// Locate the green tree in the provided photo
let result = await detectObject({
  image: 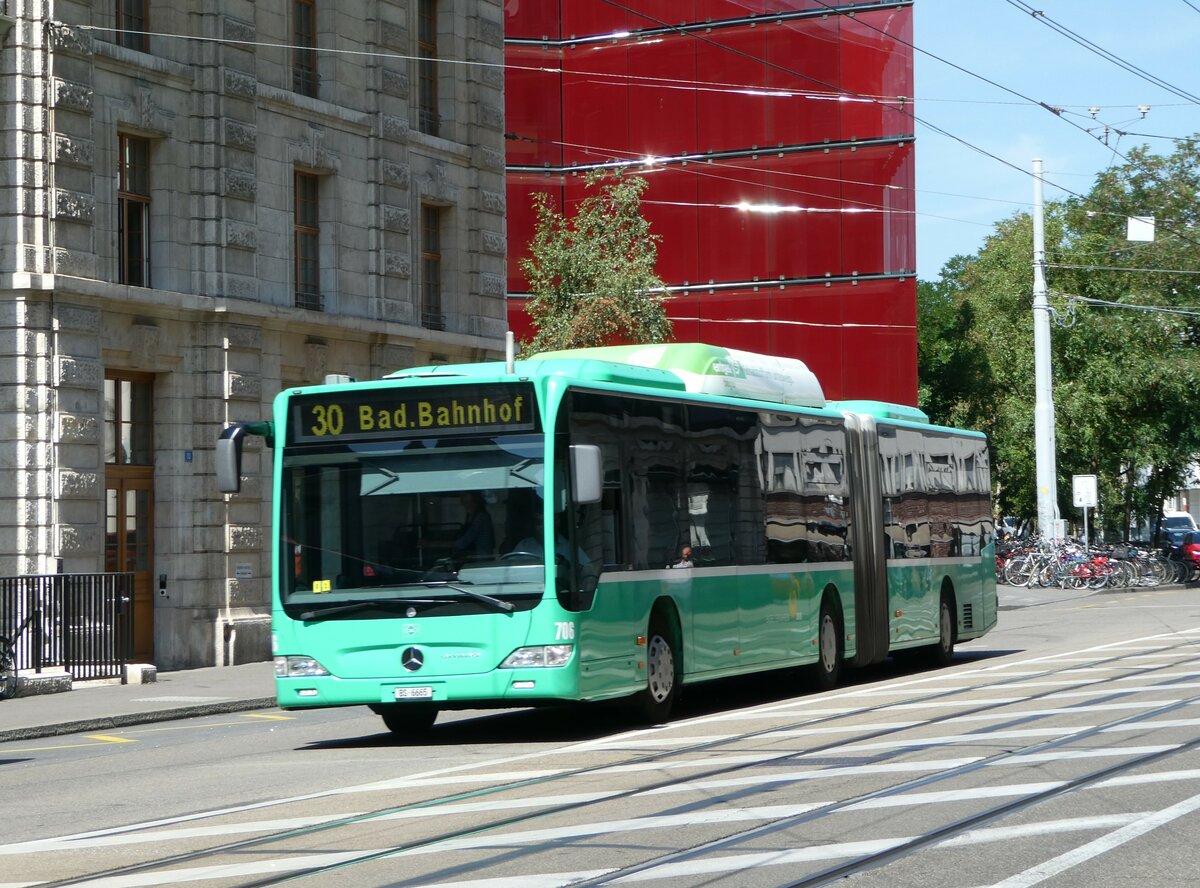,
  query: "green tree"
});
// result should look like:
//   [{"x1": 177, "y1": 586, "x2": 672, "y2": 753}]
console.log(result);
[
  {"x1": 918, "y1": 137, "x2": 1200, "y2": 539},
  {"x1": 521, "y1": 170, "x2": 672, "y2": 354}
]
